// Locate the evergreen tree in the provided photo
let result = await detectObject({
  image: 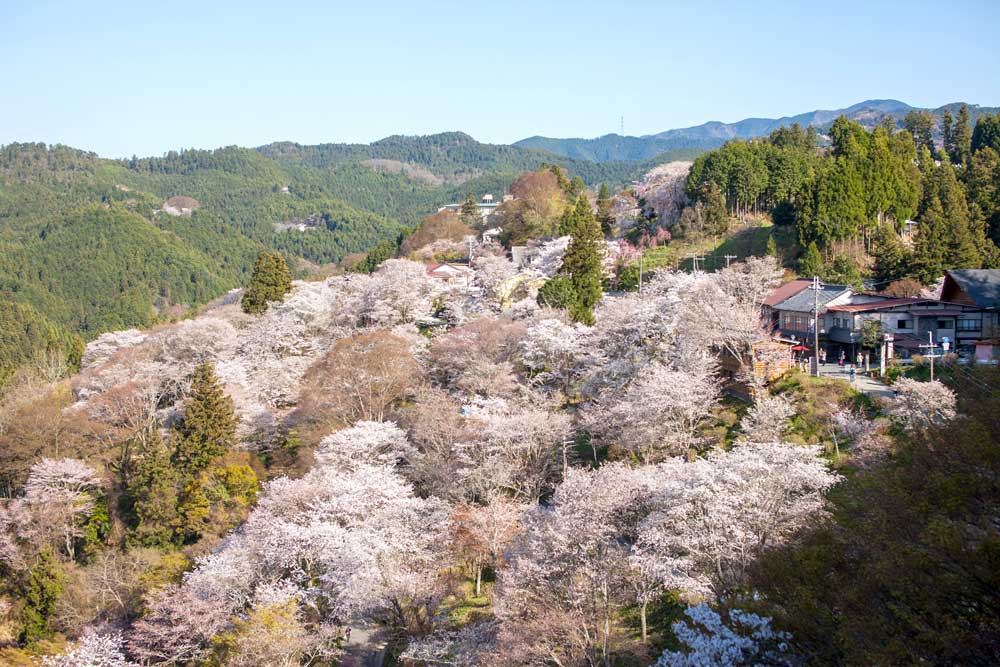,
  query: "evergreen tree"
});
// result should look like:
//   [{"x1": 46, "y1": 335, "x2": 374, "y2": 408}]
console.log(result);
[
  {"x1": 953, "y1": 104, "x2": 973, "y2": 166},
  {"x1": 459, "y1": 194, "x2": 481, "y2": 228},
  {"x1": 800, "y1": 241, "x2": 824, "y2": 277},
  {"x1": 702, "y1": 181, "x2": 729, "y2": 235},
  {"x1": 765, "y1": 235, "x2": 780, "y2": 262},
  {"x1": 241, "y1": 251, "x2": 292, "y2": 315},
  {"x1": 536, "y1": 275, "x2": 577, "y2": 310},
  {"x1": 128, "y1": 429, "x2": 181, "y2": 547},
  {"x1": 971, "y1": 113, "x2": 1000, "y2": 154},
  {"x1": 941, "y1": 108, "x2": 955, "y2": 160},
  {"x1": 904, "y1": 110, "x2": 936, "y2": 153},
  {"x1": 596, "y1": 183, "x2": 614, "y2": 237},
  {"x1": 173, "y1": 362, "x2": 237, "y2": 477},
  {"x1": 873, "y1": 224, "x2": 908, "y2": 283},
  {"x1": 20, "y1": 548, "x2": 63, "y2": 645},
  {"x1": 912, "y1": 196, "x2": 948, "y2": 284},
  {"x1": 559, "y1": 196, "x2": 604, "y2": 325},
  {"x1": 355, "y1": 239, "x2": 397, "y2": 273}
]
